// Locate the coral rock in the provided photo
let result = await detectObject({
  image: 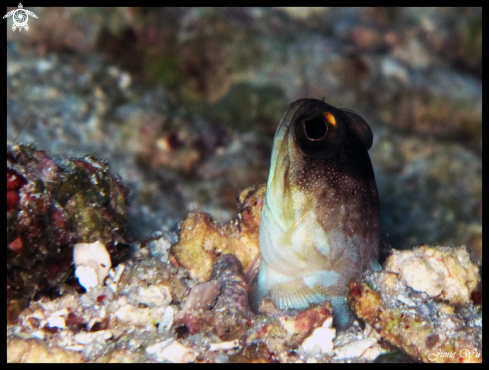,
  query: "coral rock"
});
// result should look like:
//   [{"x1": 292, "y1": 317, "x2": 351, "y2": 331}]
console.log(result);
[{"x1": 170, "y1": 184, "x2": 265, "y2": 282}]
